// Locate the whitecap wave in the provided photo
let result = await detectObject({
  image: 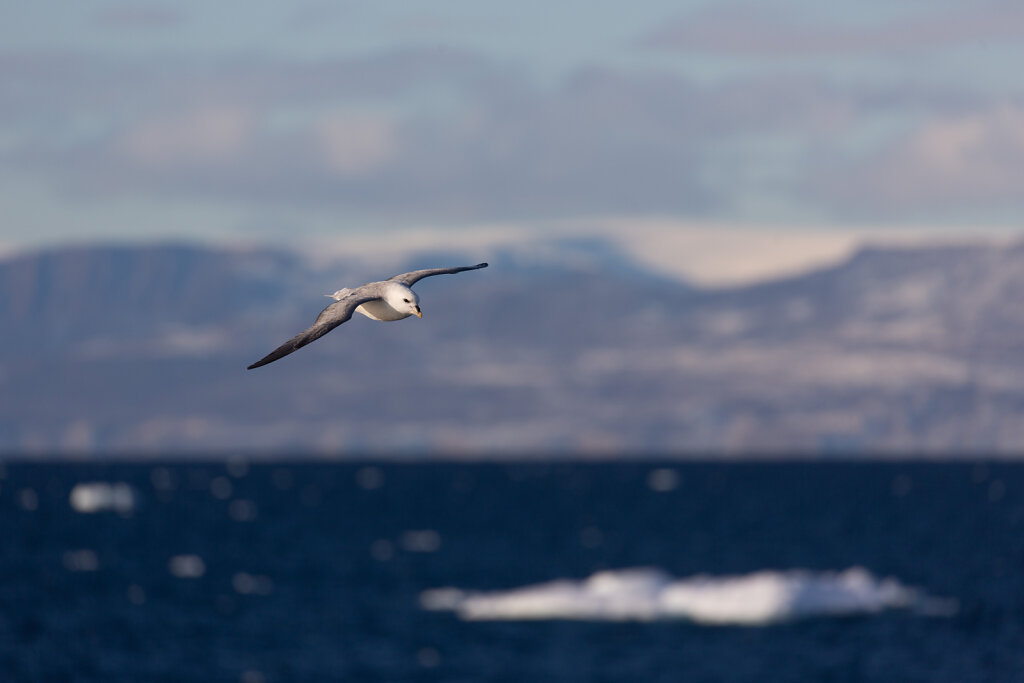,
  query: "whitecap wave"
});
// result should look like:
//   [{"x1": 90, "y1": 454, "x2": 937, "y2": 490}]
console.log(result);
[{"x1": 420, "y1": 567, "x2": 956, "y2": 625}]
